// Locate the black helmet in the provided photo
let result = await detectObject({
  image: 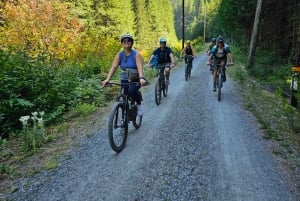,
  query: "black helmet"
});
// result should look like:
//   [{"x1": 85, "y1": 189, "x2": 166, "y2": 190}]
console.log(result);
[
  {"x1": 211, "y1": 38, "x2": 216, "y2": 42},
  {"x1": 159, "y1": 37, "x2": 167, "y2": 43},
  {"x1": 120, "y1": 34, "x2": 134, "y2": 43},
  {"x1": 217, "y1": 37, "x2": 224, "y2": 43}
]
